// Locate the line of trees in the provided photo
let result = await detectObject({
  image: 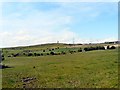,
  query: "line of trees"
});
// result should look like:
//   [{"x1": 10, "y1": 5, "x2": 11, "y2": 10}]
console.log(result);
[
  {"x1": 83, "y1": 45, "x2": 116, "y2": 51},
  {"x1": 84, "y1": 46, "x2": 105, "y2": 51},
  {"x1": 7, "y1": 51, "x2": 66, "y2": 57}
]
